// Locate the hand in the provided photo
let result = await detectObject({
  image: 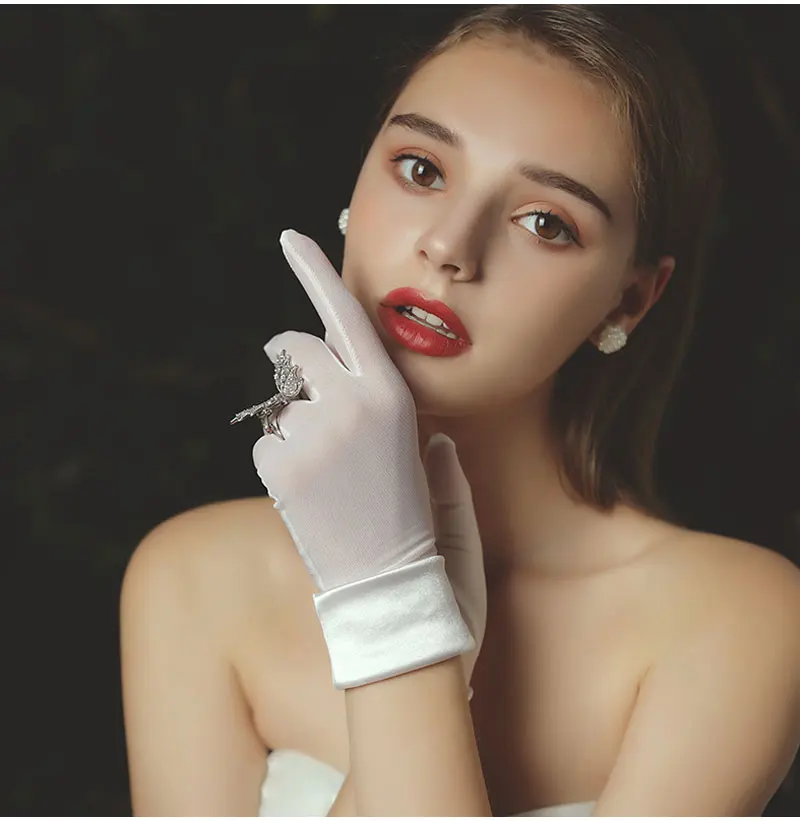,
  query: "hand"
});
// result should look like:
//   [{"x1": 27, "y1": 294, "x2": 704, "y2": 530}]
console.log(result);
[
  {"x1": 254, "y1": 230, "x2": 436, "y2": 590},
  {"x1": 424, "y1": 433, "x2": 487, "y2": 701},
  {"x1": 252, "y1": 231, "x2": 474, "y2": 689}
]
